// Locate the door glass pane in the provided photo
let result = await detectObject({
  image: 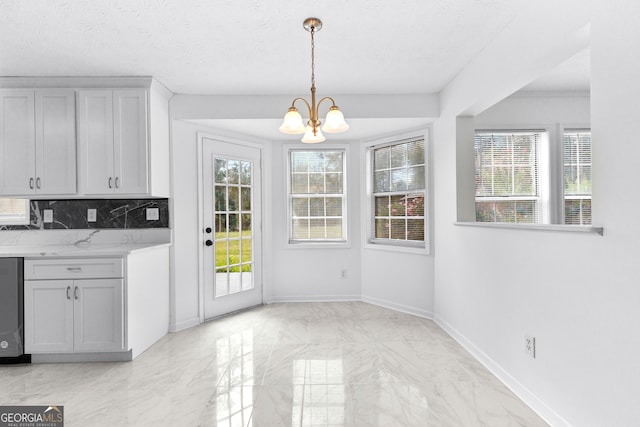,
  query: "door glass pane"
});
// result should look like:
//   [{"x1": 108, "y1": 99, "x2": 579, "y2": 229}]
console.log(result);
[
  {"x1": 215, "y1": 159, "x2": 227, "y2": 183},
  {"x1": 241, "y1": 161, "x2": 252, "y2": 185},
  {"x1": 228, "y1": 160, "x2": 240, "y2": 184}
]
